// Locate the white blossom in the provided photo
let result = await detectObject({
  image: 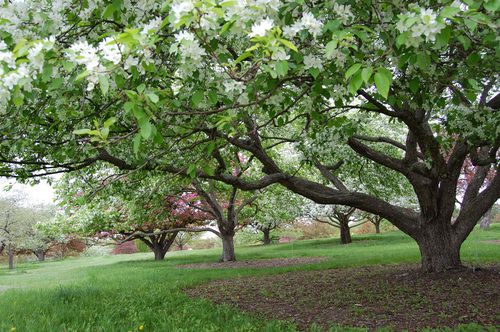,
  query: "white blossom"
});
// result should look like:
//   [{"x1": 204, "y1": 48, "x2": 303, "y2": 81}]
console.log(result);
[
  {"x1": 98, "y1": 38, "x2": 124, "y2": 65},
  {"x1": 249, "y1": 17, "x2": 274, "y2": 38},
  {"x1": 303, "y1": 54, "x2": 323, "y2": 71}
]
